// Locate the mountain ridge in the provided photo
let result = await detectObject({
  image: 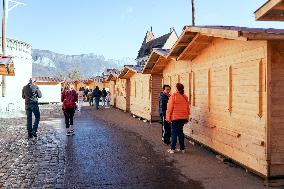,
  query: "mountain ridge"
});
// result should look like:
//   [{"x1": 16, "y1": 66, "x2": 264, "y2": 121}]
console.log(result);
[{"x1": 32, "y1": 49, "x2": 135, "y2": 79}]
